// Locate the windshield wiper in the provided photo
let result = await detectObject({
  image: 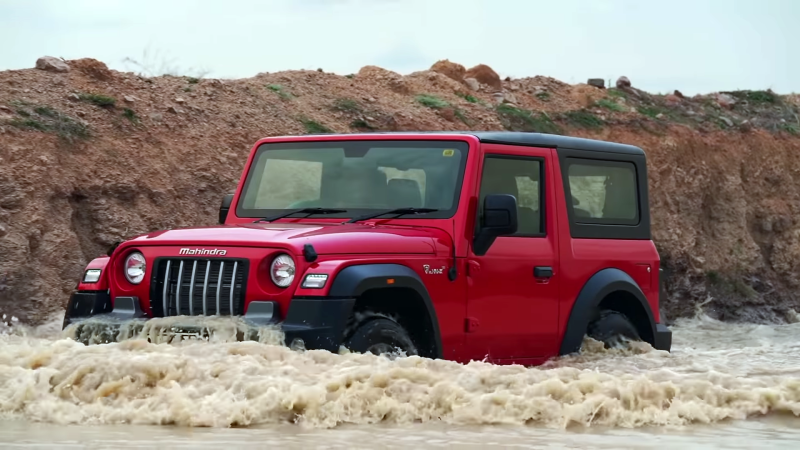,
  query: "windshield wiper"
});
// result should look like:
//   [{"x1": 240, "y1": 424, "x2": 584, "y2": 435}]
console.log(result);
[
  {"x1": 255, "y1": 208, "x2": 347, "y2": 223},
  {"x1": 346, "y1": 207, "x2": 439, "y2": 224}
]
